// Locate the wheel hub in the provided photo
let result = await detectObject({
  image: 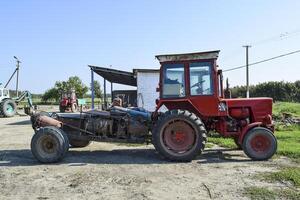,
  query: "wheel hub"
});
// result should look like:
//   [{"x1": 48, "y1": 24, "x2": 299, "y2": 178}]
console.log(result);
[
  {"x1": 163, "y1": 120, "x2": 196, "y2": 153},
  {"x1": 6, "y1": 104, "x2": 13, "y2": 113},
  {"x1": 250, "y1": 135, "x2": 271, "y2": 153},
  {"x1": 41, "y1": 137, "x2": 56, "y2": 154}
]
